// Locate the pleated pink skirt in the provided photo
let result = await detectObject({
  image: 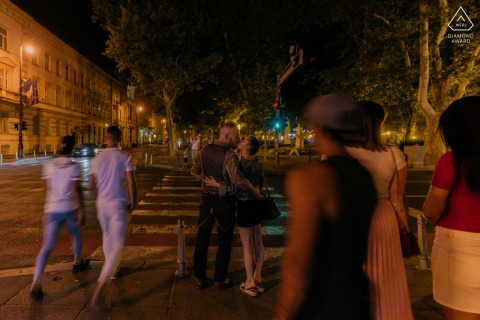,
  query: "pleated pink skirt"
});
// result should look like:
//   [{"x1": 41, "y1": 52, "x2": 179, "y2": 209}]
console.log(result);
[{"x1": 364, "y1": 198, "x2": 413, "y2": 320}]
